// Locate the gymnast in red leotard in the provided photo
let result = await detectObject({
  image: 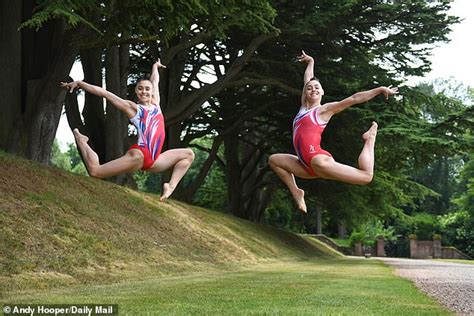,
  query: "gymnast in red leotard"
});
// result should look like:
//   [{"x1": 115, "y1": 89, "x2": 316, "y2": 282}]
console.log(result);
[
  {"x1": 61, "y1": 59, "x2": 195, "y2": 201},
  {"x1": 269, "y1": 51, "x2": 398, "y2": 213},
  {"x1": 292, "y1": 103, "x2": 332, "y2": 176}
]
